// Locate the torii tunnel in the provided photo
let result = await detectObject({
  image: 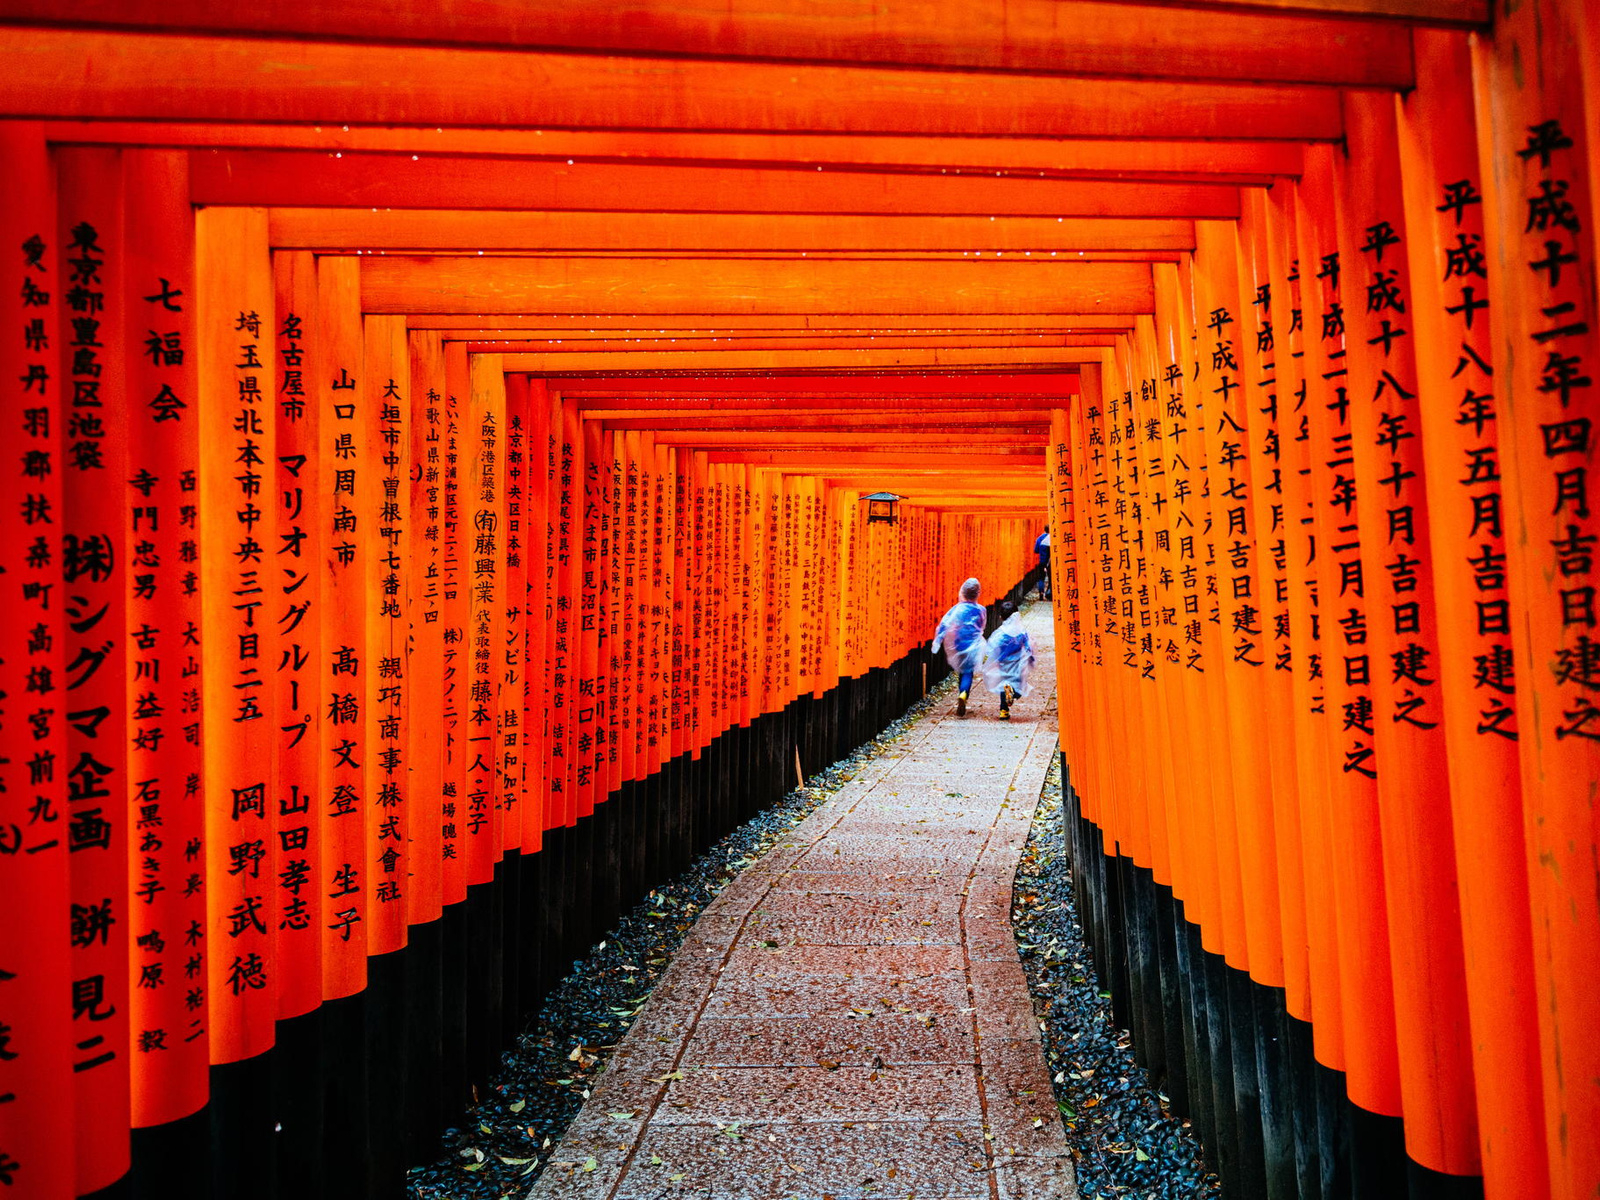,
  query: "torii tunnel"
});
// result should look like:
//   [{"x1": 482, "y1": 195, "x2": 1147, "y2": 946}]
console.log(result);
[{"x1": 0, "y1": 2, "x2": 1597, "y2": 1199}]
